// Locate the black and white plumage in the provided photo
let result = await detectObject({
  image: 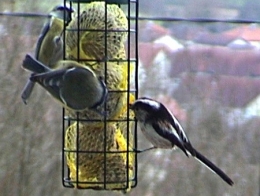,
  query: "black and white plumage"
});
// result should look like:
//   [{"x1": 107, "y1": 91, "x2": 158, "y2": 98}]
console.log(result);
[{"x1": 129, "y1": 97, "x2": 234, "y2": 186}]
